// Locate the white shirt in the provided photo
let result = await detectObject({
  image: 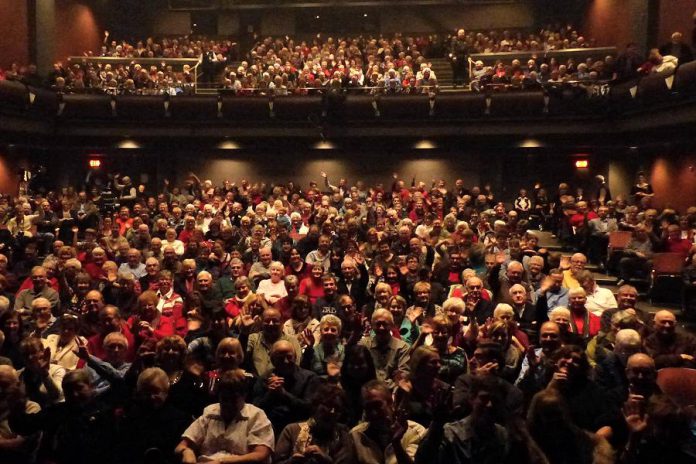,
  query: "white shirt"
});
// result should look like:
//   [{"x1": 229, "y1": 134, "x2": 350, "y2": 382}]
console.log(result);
[
  {"x1": 182, "y1": 403, "x2": 274, "y2": 461},
  {"x1": 256, "y1": 279, "x2": 288, "y2": 304},
  {"x1": 586, "y1": 285, "x2": 618, "y2": 317}
]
